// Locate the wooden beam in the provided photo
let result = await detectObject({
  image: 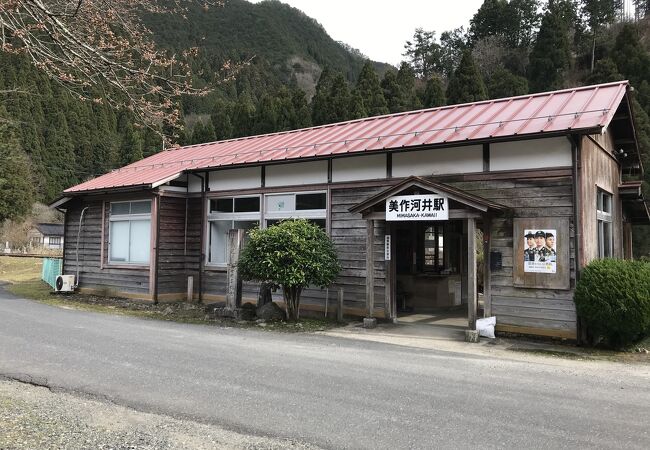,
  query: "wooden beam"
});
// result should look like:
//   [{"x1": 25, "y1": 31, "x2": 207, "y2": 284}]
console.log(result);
[
  {"x1": 366, "y1": 219, "x2": 375, "y2": 318},
  {"x1": 363, "y1": 210, "x2": 482, "y2": 220},
  {"x1": 482, "y1": 214, "x2": 491, "y2": 318},
  {"x1": 225, "y1": 229, "x2": 244, "y2": 309},
  {"x1": 466, "y1": 217, "x2": 477, "y2": 329}
]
